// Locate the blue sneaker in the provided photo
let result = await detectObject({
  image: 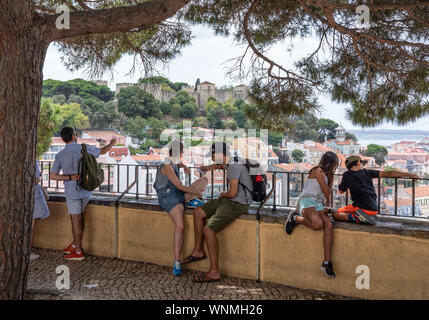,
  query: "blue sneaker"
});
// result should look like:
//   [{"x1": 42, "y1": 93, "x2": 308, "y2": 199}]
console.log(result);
[
  {"x1": 186, "y1": 198, "x2": 204, "y2": 208},
  {"x1": 173, "y1": 261, "x2": 182, "y2": 276}
]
